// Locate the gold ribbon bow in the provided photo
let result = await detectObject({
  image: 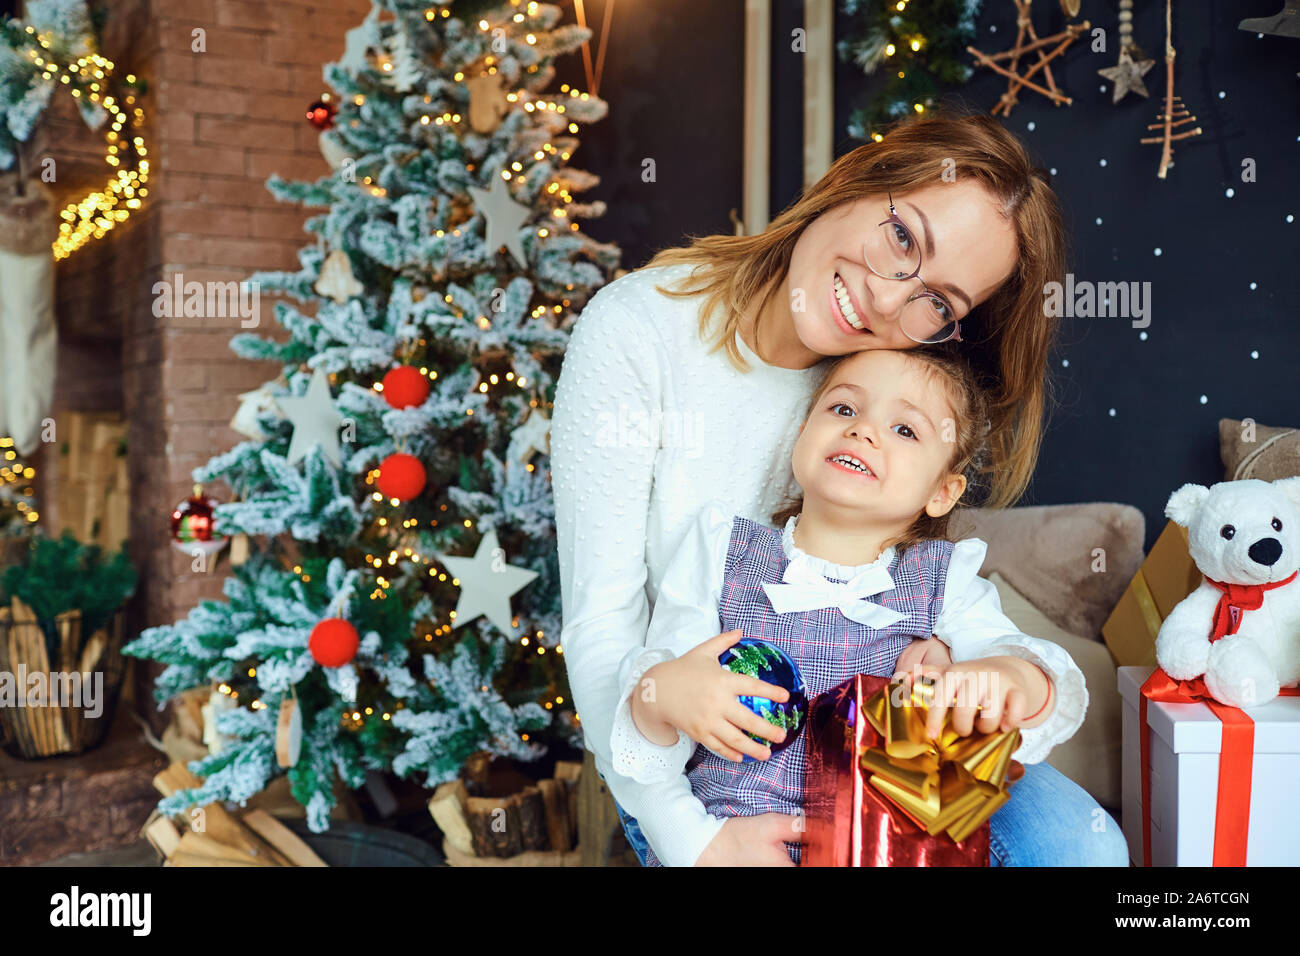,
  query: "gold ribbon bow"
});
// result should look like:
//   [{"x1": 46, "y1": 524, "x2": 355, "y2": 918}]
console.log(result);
[{"x1": 859, "y1": 679, "x2": 1021, "y2": 844}]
